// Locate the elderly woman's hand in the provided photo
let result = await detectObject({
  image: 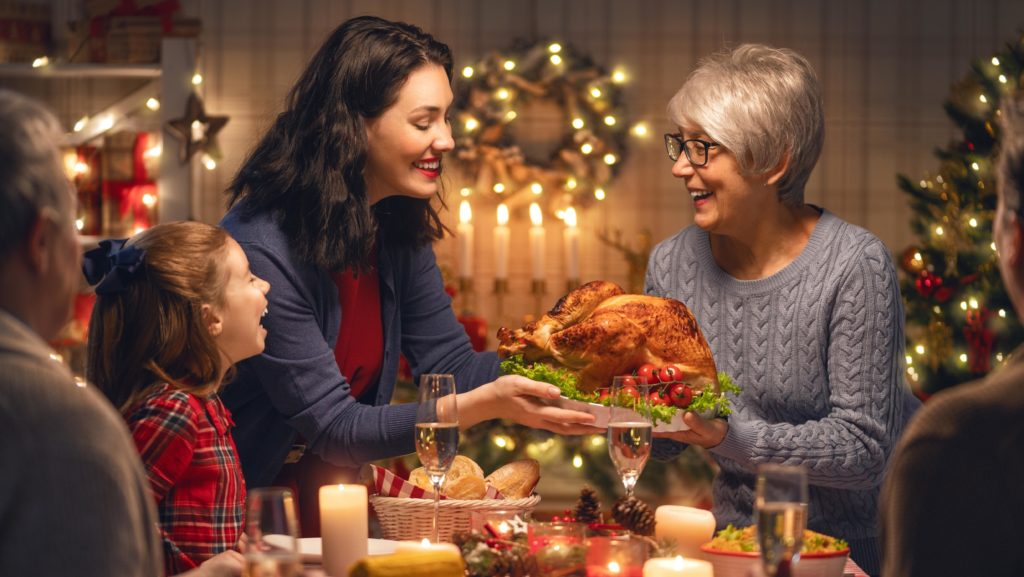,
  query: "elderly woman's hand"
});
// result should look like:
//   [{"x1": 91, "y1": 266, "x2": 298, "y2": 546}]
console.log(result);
[
  {"x1": 458, "y1": 375, "x2": 602, "y2": 435},
  {"x1": 653, "y1": 411, "x2": 728, "y2": 448},
  {"x1": 177, "y1": 550, "x2": 244, "y2": 577}
]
